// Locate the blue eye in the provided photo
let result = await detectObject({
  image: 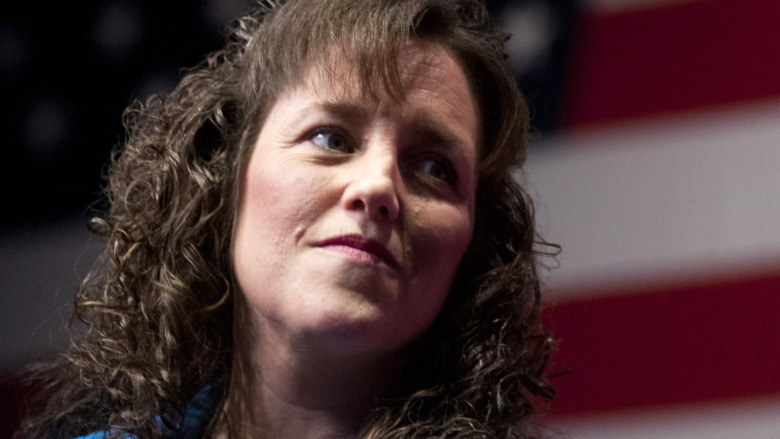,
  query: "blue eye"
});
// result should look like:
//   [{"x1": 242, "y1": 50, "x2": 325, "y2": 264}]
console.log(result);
[
  {"x1": 419, "y1": 158, "x2": 458, "y2": 186},
  {"x1": 310, "y1": 128, "x2": 354, "y2": 153}
]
